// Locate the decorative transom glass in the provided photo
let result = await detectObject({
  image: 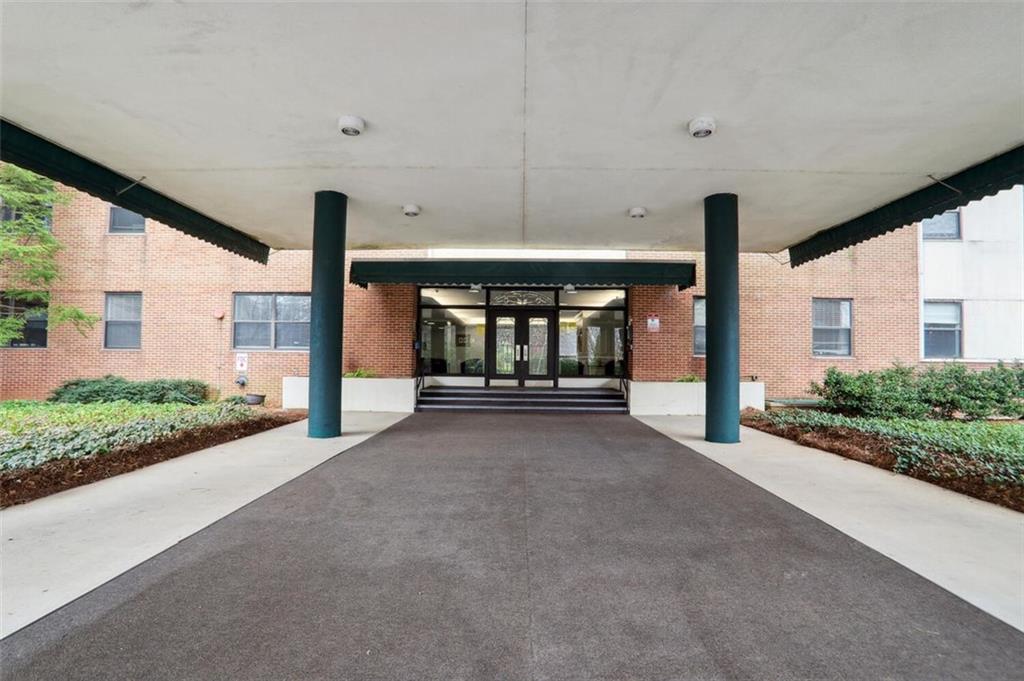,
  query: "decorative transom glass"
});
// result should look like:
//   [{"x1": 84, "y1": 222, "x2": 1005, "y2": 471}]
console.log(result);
[{"x1": 490, "y1": 289, "x2": 555, "y2": 306}]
